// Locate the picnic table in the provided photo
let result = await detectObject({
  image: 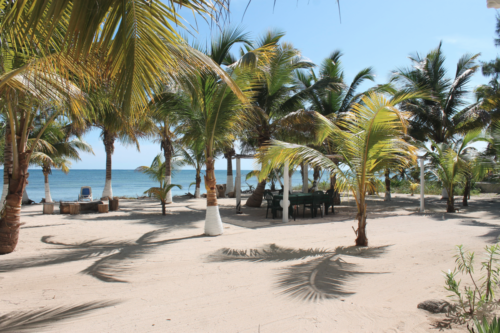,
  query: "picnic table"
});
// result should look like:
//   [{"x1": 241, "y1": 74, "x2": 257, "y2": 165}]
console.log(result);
[{"x1": 271, "y1": 192, "x2": 335, "y2": 219}]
